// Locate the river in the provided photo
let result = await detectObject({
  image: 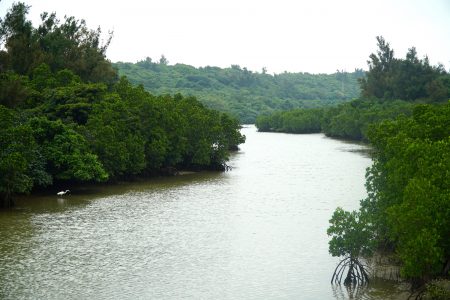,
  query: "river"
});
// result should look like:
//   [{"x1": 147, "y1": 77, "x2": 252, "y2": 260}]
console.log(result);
[{"x1": 0, "y1": 125, "x2": 406, "y2": 299}]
